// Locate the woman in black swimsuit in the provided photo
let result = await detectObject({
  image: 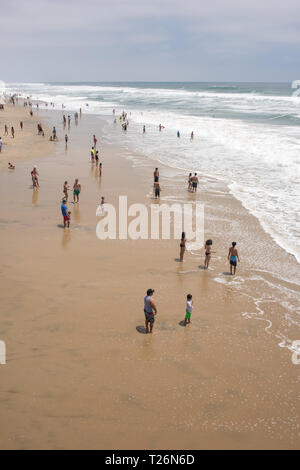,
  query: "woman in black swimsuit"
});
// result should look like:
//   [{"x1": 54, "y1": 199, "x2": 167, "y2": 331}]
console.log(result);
[
  {"x1": 204, "y1": 239, "x2": 215, "y2": 269},
  {"x1": 180, "y1": 232, "x2": 186, "y2": 262}
]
